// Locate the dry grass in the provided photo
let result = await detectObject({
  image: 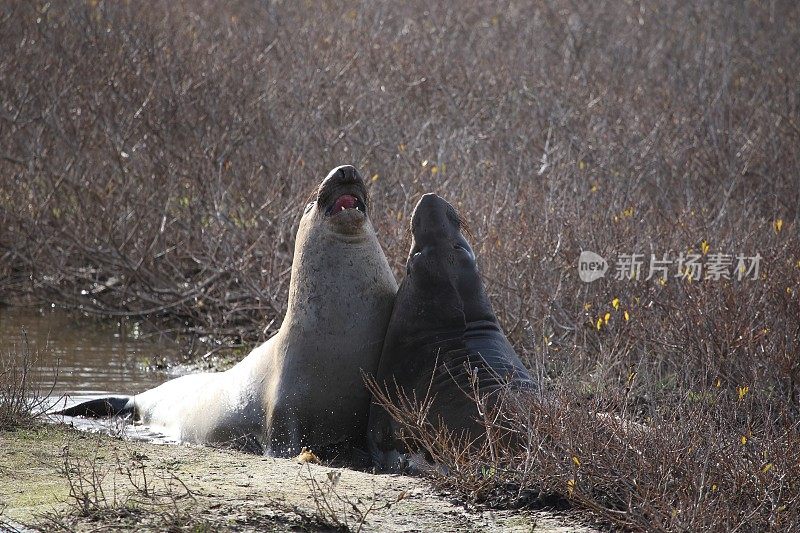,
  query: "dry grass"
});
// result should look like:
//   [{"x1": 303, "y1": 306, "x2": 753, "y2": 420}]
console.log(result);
[
  {"x1": 38, "y1": 433, "x2": 397, "y2": 532},
  {"x1": 302, "y1": 465, "x2": 397, "y2": 533},
  {"x1": 0, "y1": 0, "x2": 798, "y2": 530},
  {"x1": 370, "y1": 378, "x2": 800, "y2": 531},
  {"x1": 38, "y1": 434, "x2": 210, "y2": 531}
]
